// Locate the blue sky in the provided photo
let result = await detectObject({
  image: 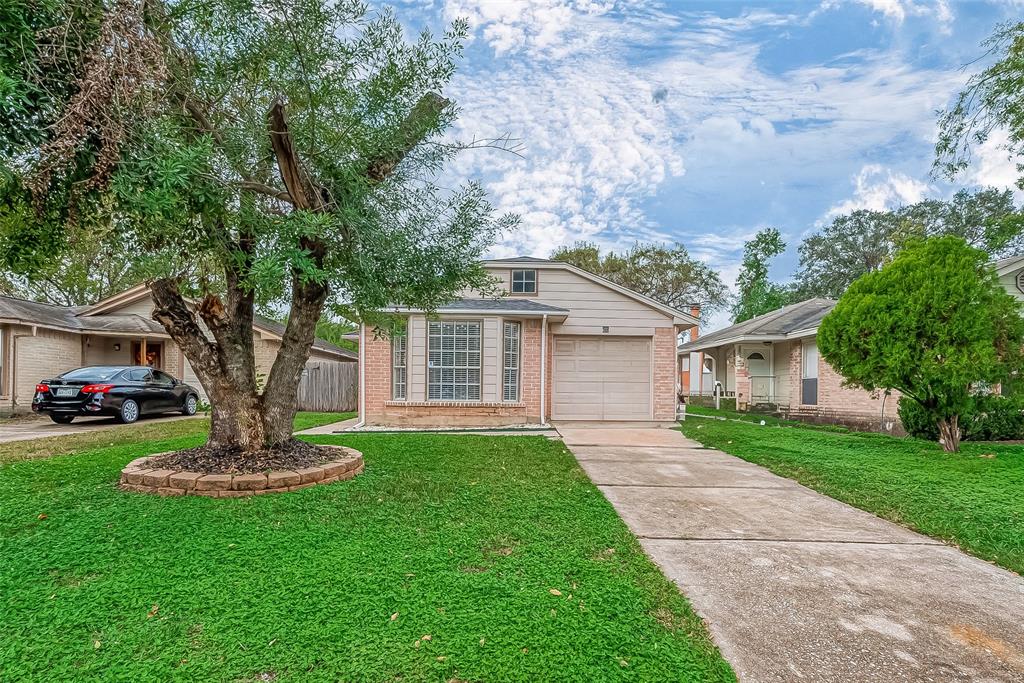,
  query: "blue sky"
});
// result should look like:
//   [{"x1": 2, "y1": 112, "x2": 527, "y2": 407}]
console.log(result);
[{"x1": 390, "y1": 0, "x2": 1023, "y2": 330}]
